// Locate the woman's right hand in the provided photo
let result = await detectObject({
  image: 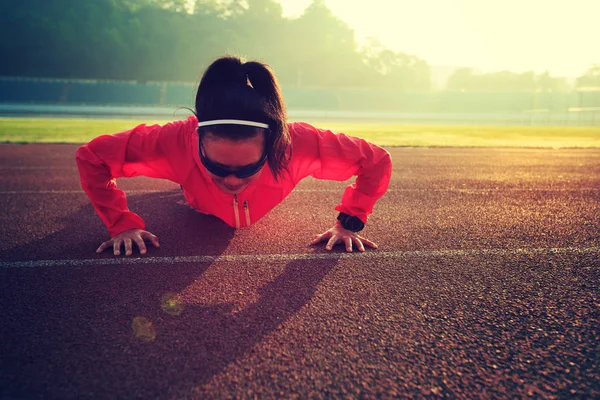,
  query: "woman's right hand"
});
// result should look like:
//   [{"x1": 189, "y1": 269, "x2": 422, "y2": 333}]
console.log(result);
[{"x1": 96, "y1": 229, "x2": 160, "y2": 256}]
